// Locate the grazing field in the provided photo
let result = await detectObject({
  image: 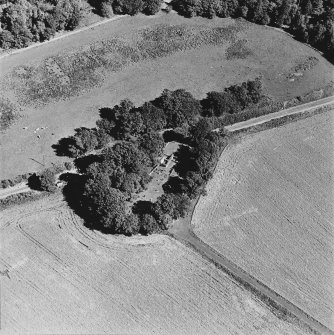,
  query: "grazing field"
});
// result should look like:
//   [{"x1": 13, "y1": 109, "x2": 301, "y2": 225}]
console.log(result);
[
  {"x1": 0, "y1": 195, "x2": 315, "y2": 334},
  {"x1": 0, "y1": 12, "x2": 333, "y2": 179},
  {"x1": 192, "y1": 110, "x2": 334, "y2": 330}
]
